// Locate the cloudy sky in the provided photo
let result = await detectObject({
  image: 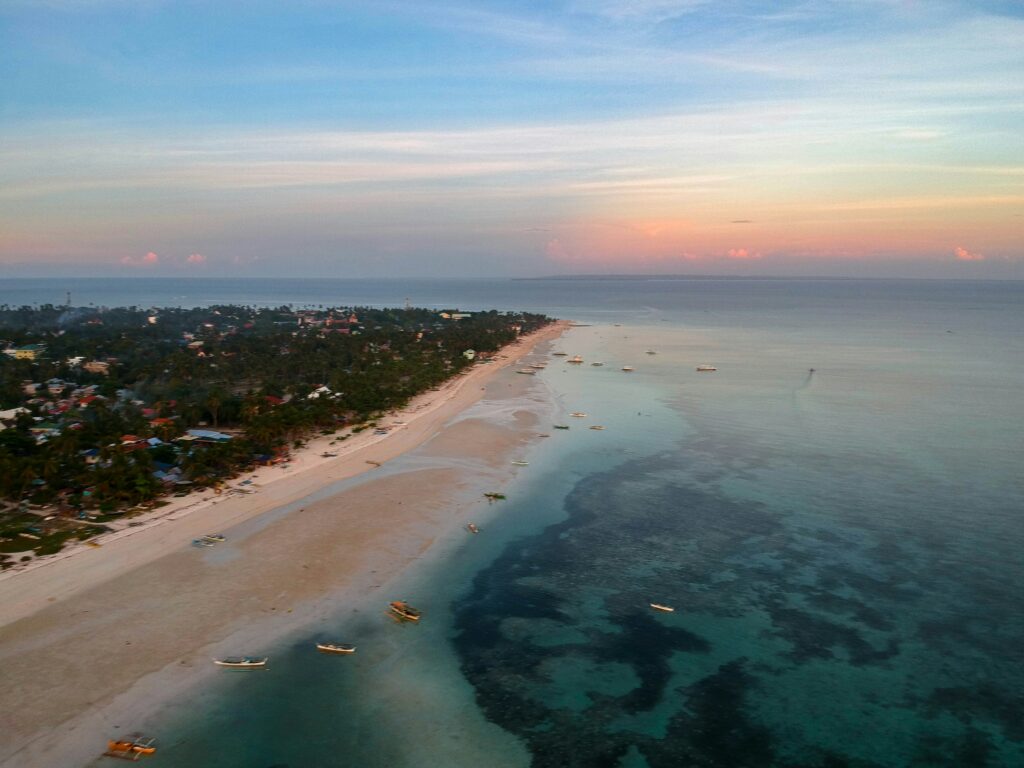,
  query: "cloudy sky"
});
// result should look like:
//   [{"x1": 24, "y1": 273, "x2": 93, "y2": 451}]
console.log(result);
[{"x1": 1, "y1": 0, "x2": 1022, "y2": 278}]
